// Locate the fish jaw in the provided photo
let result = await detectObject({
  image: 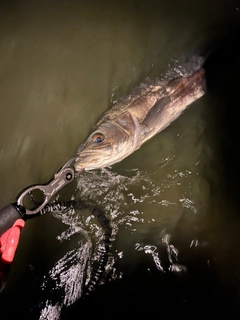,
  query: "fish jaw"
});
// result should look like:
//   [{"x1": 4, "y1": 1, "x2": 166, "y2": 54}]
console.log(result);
[
  {"x1": 74, "y1": 140, "x2": 133, "y2": 171},
  {"x1": 74, "y1": 146, "x2": 113, "y2": 171}
]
